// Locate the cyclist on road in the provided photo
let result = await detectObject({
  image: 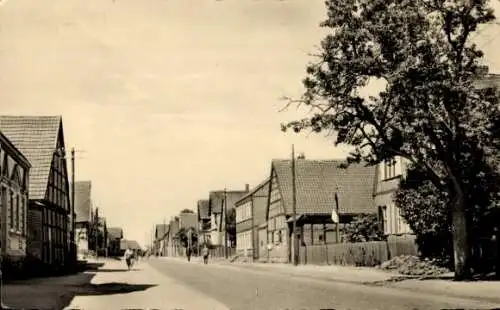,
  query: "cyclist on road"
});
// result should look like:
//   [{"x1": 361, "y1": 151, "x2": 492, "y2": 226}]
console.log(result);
[{"x1": 124, "y1": 248, "x2": 134, "y2": 270}]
